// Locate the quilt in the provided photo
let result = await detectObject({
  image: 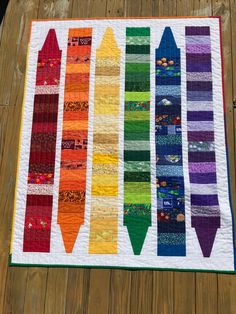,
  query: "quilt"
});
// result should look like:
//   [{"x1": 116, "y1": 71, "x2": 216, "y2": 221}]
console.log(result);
[{"x1": 10, "y1": 17, "x2": 236, "y2": 272}]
